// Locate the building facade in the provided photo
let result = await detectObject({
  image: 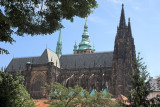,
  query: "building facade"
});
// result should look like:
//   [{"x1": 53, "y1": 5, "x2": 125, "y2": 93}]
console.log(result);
[
  {"x1": 6, "y1": 4, "x2": 136, "y2": 99},
  {"x1": 148, "y1": 77, "x2": 160, "y2": 99}
]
